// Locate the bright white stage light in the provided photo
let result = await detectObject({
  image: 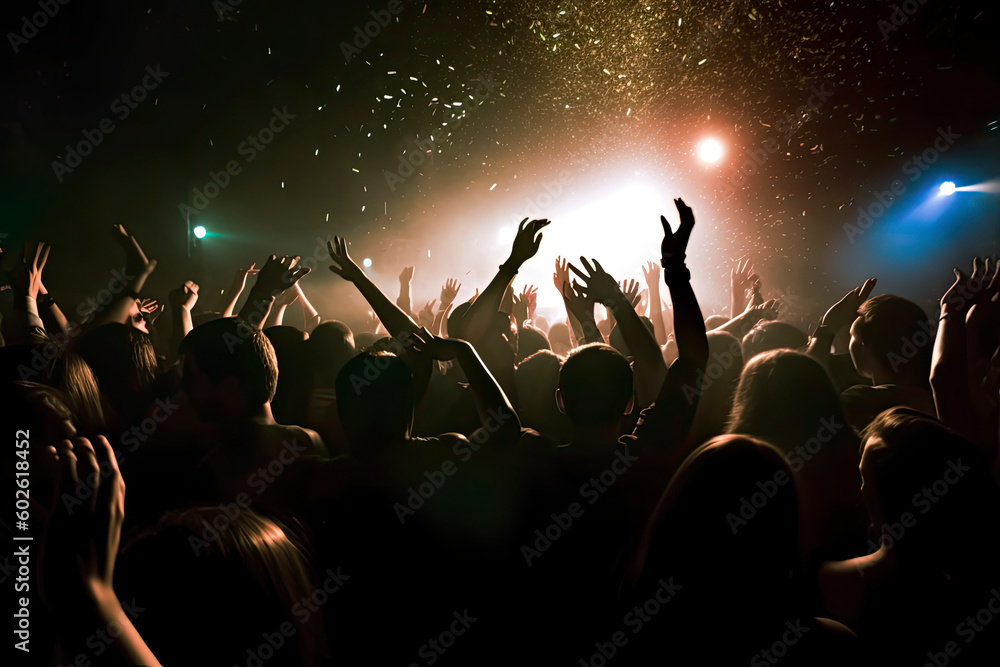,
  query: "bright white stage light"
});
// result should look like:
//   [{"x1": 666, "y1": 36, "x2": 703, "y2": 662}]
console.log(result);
[
  {"x1": 696, "y1": 138, "x2": 725, "y2": 164},
  {"x1": 362, "y1": 257, "x2": 373, "y2": 268},
  {"x1": 938, "y1": 181, "x2": 956, "y2": 196}
]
